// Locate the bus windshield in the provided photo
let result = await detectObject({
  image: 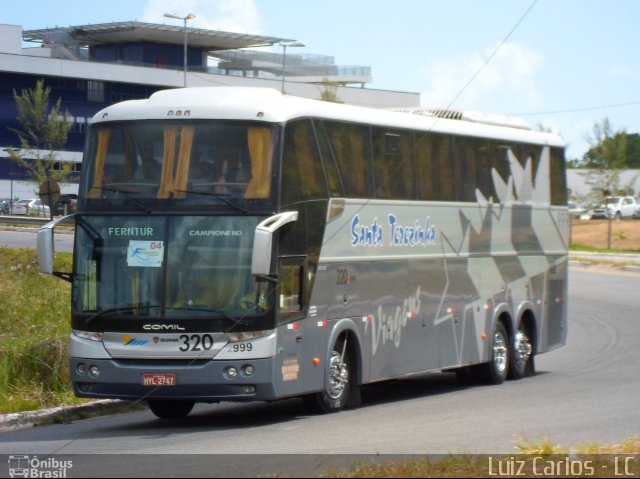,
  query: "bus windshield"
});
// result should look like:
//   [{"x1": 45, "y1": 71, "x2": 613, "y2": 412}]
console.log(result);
[
  {"x1": 81, "y1": 121, "x2": 278, "y2": 205},
  {"x1": 73, "y1": 215, "x2": 270, "y2": 329}
]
